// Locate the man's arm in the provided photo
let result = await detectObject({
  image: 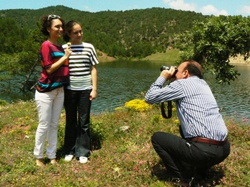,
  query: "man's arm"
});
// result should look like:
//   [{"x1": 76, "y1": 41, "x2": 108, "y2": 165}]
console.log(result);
[
  {"x1": 145, "y1": 74, "x2": 183, "y2": 104},
  {"x1": 145, "y1": 76, "x2": 167, "y2": 104}
]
